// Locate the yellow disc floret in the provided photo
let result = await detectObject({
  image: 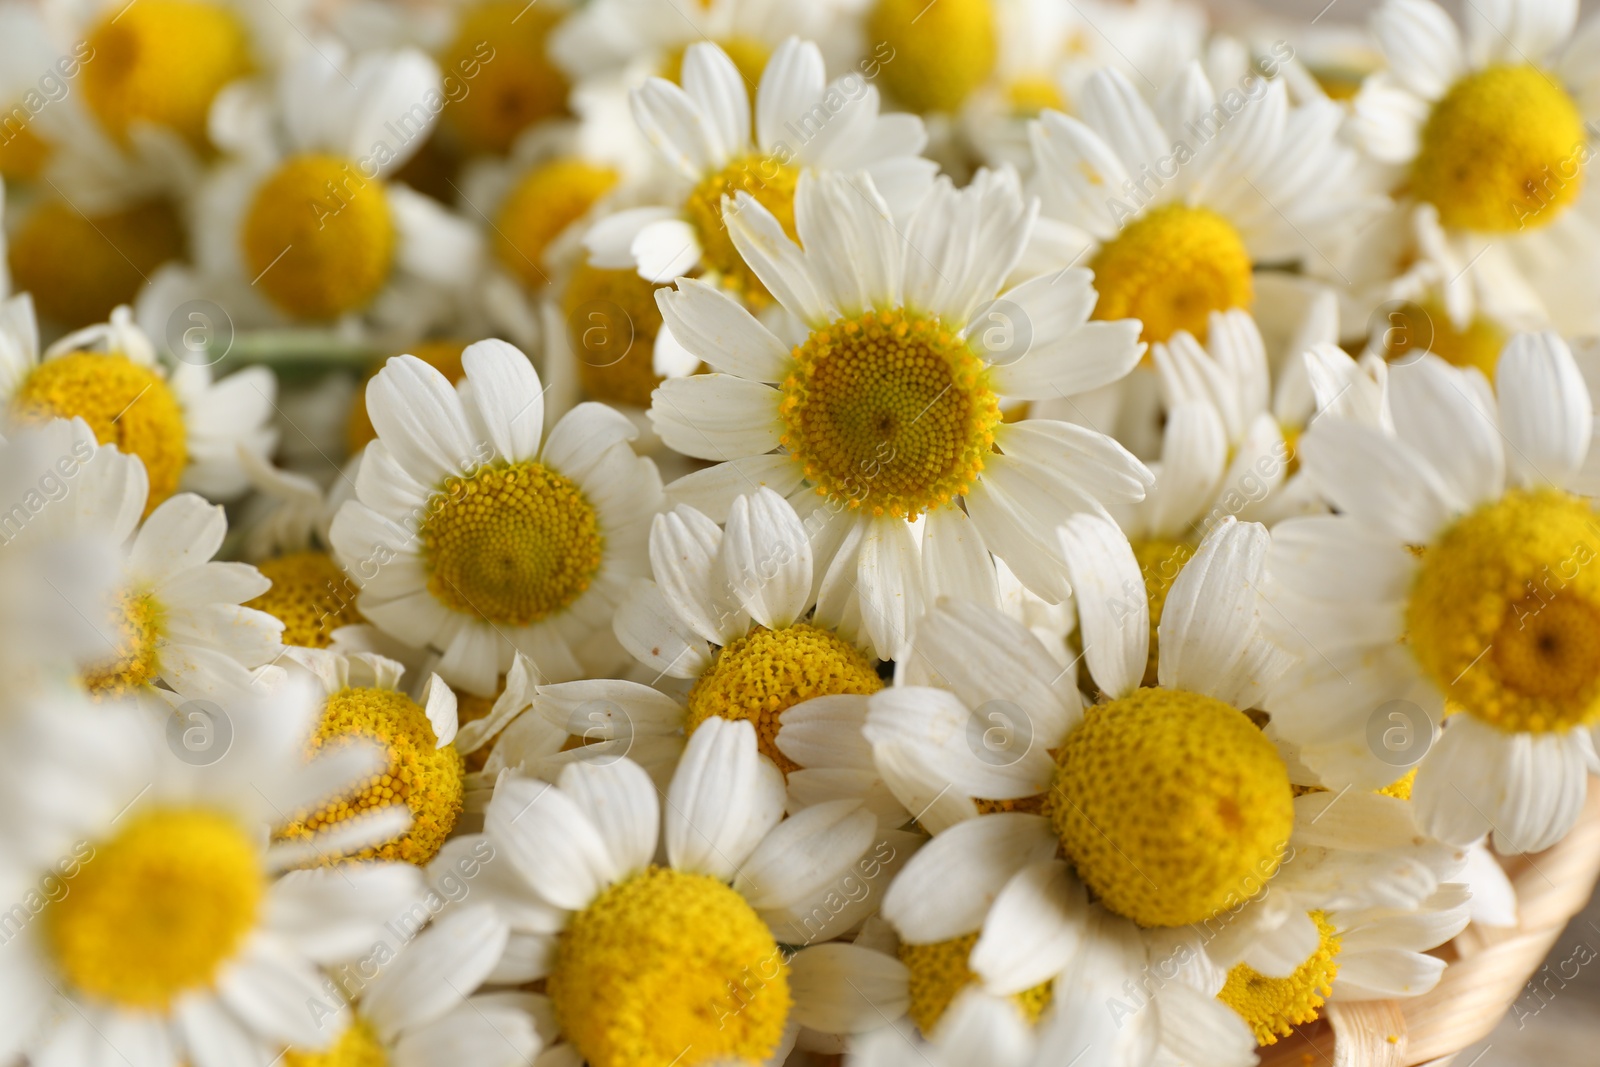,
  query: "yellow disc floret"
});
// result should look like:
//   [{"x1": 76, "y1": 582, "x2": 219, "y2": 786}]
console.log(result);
[
  {"x1": 1004, "y1": 76, "x2": 1067, "y2": 117},
  {"x1": 348, "y1": 340, "x2": 470, "y2": 453},
  {"x1": 562, "y1": 261, "x2": 670, "y2": 409},
  {"x1": 1218, "y1": 911, "x2": 1342, "y2": 1044},
  {"x1": 440, "y1": 0, "x2": 569, "y2": 154},
  {"x1": 781, "y1": 309, "x2": 1003, "y2": 518},
  {"x1": 281, "y1": 686, "x2": 464, "y2": 865},
  {"x1": 550, "y1": 866, "x2": 791, "y2": 1067},
  {"x1": 9, "y1": 197, "x2": 185, "y2": 329},
  {"x1": 82, "y1": 0, "x2": 253, "y2": 148},
  {"x1": 684, "y1": 623, "x2": 882, "y2": 772},
  {"x1": 1413, "y1": 65, "x2": 1586, "y2": 233},
  {"x1": 1132, "y1": 538, "x2": 1196, "y2": 687},
  {"x1": 81, "y1": 588, "x2": 166, "y2": 698},
  {"x1": 46, "y1": 807, "x2": 262, "y2": 1008},
  {"x1": 1380, "y1": 299, "x2": 1507, "y2": 380},
  {"x1": 867, "y1": 0, "x2": 998, "y2": 113},
  {"x1": 243, "y1": 154, "x2": 397, "y2": 320},
  {"x1": 899, "y1": 932, "x2": 1052, "y2": 1036},
  {"x1": 1051, "y1": 687, "x2": 1294, "y2": 928},
  {"x1": 683, "y1": 155, "x2": 799, "y2": 303},
  {"x1": 1091, "y1": 204, "x2": 1254, "y2": 344},
  {"x1": 420, "y1": 461, "x2": 604, "y2": 626},
  {"x1": 1408, "y1": 488, "x2": 1600, "y2": 734},
  {"x1": 0, "y1": 116, "x2": 52, "y2": 180},
  {"x1": 248, "y1": 552, "x2": 363, "y2": 649},
  {"x1": 495, "y1": 158, "x2": 619, "y2": 290},
  {"x1": 282, "y1": 1017, "x2": 388, "y2": 1067},
  {"x1": 14, "y1": 352, "x2": 187, "y2": 514}
]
